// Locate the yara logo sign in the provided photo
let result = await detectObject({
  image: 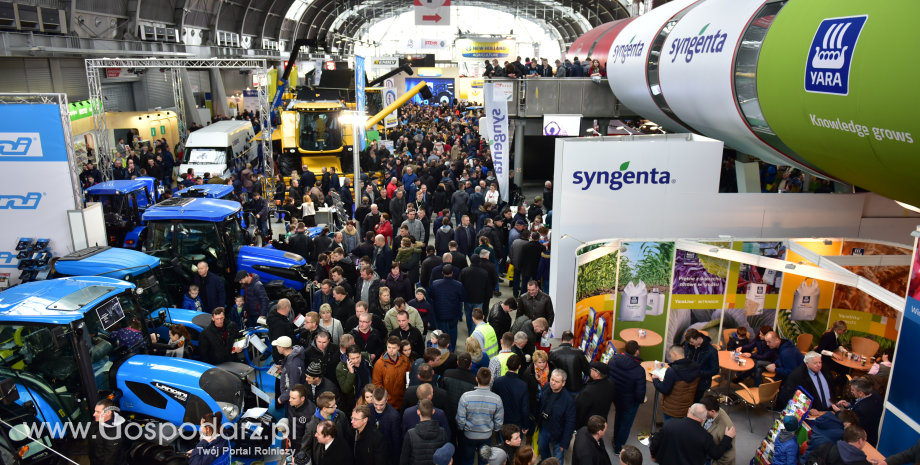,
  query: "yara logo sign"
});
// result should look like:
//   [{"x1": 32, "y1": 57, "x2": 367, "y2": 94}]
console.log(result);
[
  {"x1": 0, "y1": 193, "x2": 42, "y2": 209},
  {"x1": 572, "y1": 162, "x2": 672, "y2": 191},
  {"x1": 0, "y1": 134, "x2": 41, "y2": 157},
  {"x1": 805, "y1": 15, "x2": 867, "y2": 96},
  {"x1": 668, "y1": 23, "x2": 728, "y2": 63}
]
